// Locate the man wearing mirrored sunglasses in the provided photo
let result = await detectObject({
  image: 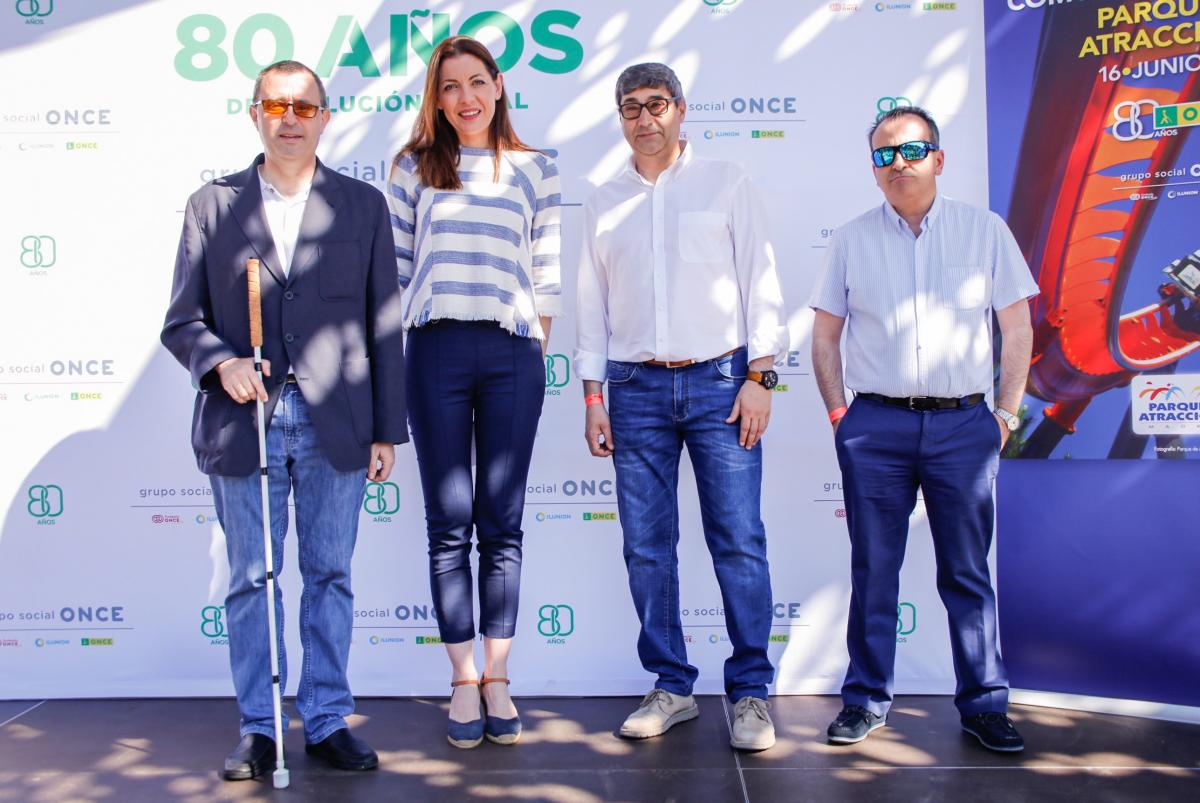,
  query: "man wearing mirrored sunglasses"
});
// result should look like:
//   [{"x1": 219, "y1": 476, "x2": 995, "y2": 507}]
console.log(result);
[
  {"x1": 576, "y1": 62, "x2": 788, "y2": 752},
  {"x1": 809, "y1": 106, "x2": 1038, "y2": 753},
  {"x1": 162, "y1": 59, "x2": 407, "y2": 779}
]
